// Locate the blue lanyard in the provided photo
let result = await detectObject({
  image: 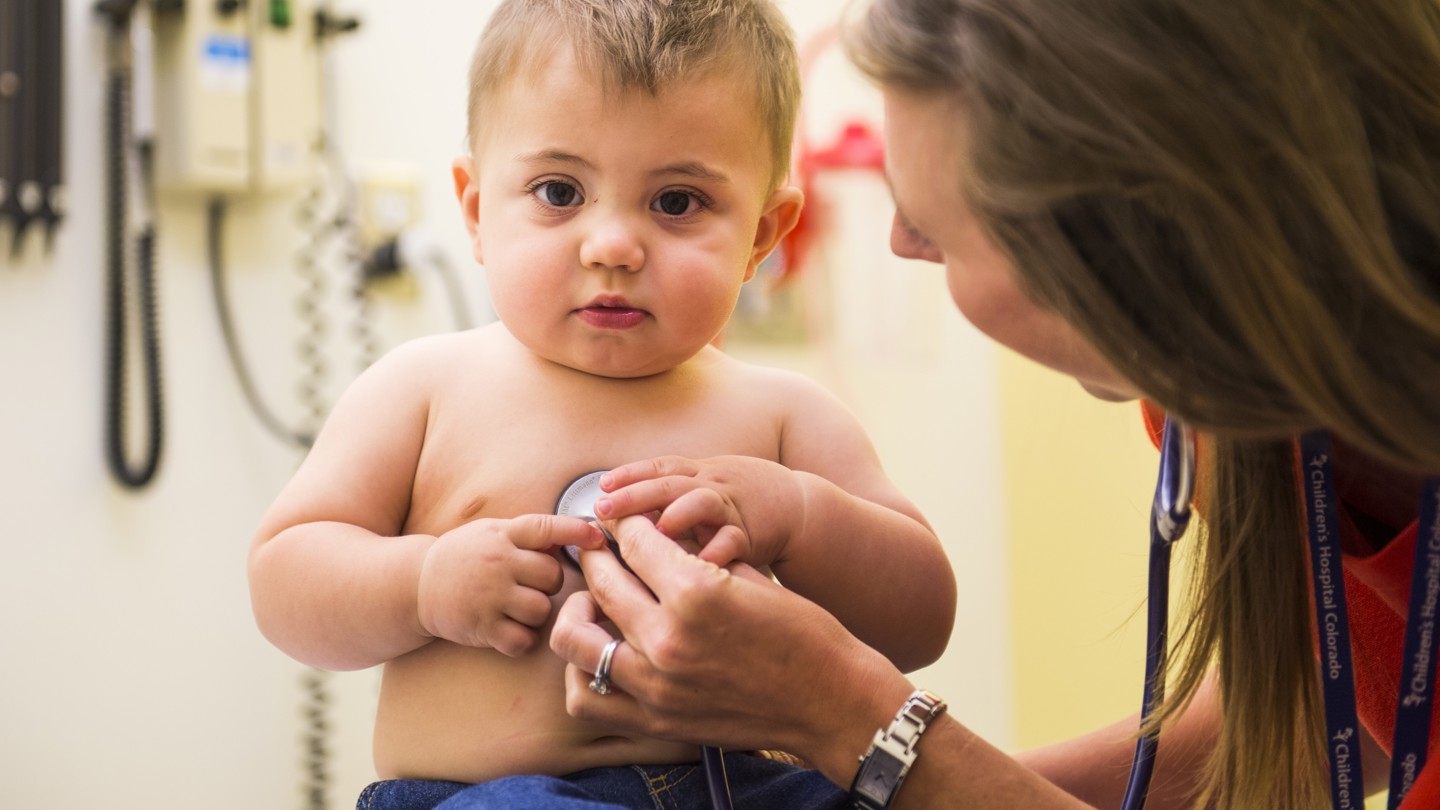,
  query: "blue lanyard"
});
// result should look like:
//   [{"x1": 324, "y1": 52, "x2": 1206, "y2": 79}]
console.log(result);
[{"x1": 1301, "y1": 431, "x2": 1440, "y2": 809}]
